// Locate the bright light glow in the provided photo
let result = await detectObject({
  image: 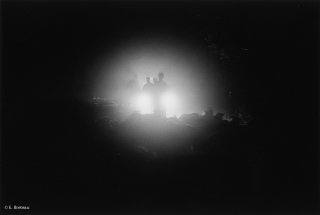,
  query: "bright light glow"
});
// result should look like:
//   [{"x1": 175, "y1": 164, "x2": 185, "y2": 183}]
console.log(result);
[
  {"x1": 161, "y1": 92, "x2": 177, "y2": 117},
  {"x1": 136, "y1": 93, "x2": 153, "y2": 114},
  {"x1": 133, "y1": 92, "x2": 179, "y2": 117},
  {"x1": 91, "y1": 36, "x2": 221, "y2": 116}
]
